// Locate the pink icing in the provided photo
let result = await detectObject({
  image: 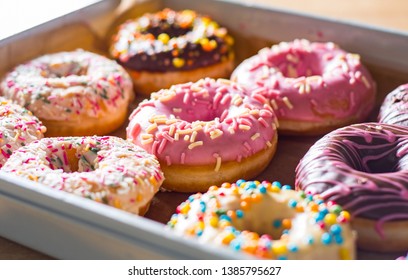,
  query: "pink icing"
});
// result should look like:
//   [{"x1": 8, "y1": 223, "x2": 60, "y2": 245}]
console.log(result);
[
  {"x1": 127, "y1": 78, "x2": 278, "y2": 166},
  {"x1": 231, "y1": 39, "x2": 376, "y2": 123}
]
